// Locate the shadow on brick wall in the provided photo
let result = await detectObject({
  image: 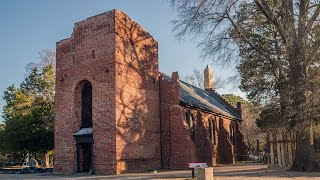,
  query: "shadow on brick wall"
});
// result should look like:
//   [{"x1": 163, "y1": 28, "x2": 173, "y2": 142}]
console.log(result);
[
  {"x1": 114, "y1": 12, "x2": 160, "y2": 174},
  {"x1": 218, "y1": 117, "x2": 233, "y2": 164},
  {"x1": 195, "y1": 112, "x2": 214, "y2": 165}
]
